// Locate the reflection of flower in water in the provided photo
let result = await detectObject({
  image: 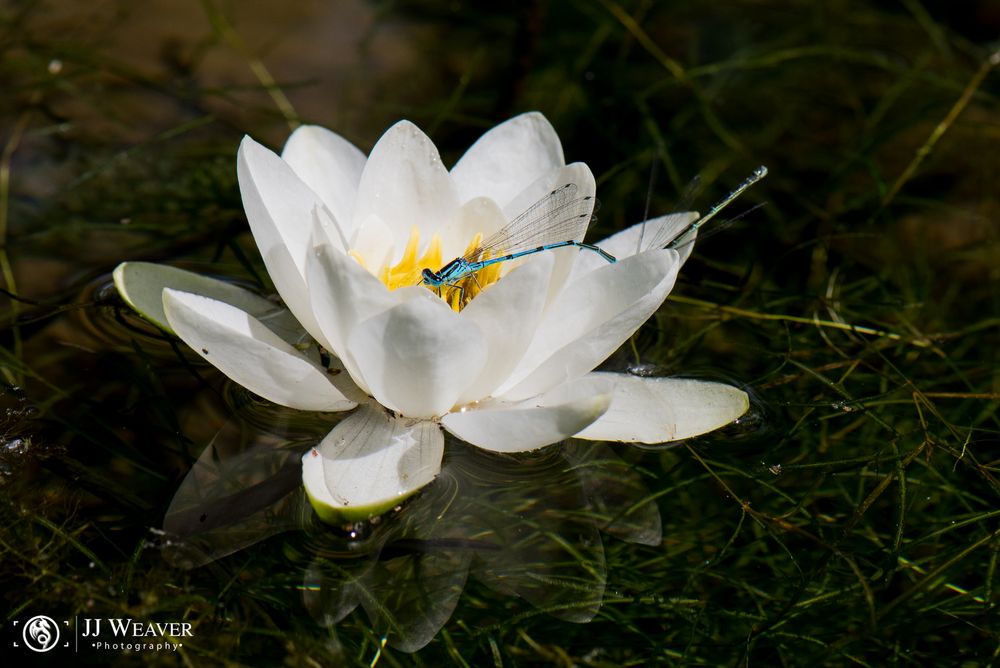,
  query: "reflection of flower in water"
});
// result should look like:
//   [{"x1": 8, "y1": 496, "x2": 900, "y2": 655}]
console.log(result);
[
  {"x1": 302, "y1": 441, "x2": 658, "y2": 651},
  {"x1": 158, "y1": 411, "x2": 663, "y2": 652}
]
